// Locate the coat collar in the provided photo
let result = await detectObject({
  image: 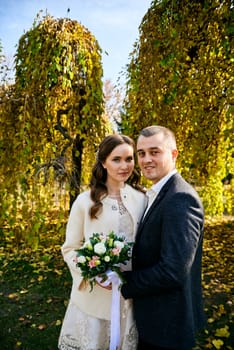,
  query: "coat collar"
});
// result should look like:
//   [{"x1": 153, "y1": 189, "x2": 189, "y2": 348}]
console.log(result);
[{"x1": 102, "y1": 183, "x2": 135, "y2": 204}]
